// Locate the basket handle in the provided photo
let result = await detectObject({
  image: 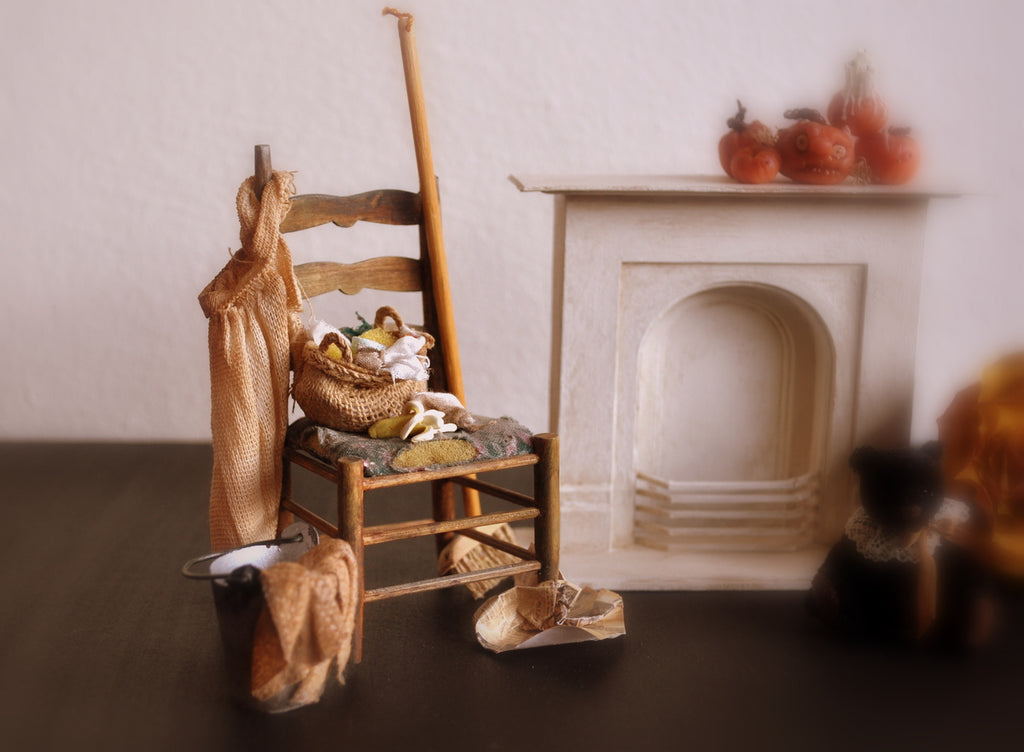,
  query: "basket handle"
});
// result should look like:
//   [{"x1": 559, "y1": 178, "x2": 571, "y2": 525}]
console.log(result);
[
  {"x1": 318, "y1": 332, "x2": 354, "y2": 362},
  {"x1": 373, "y1": 305, "x2": 405, "y2": 331},
  {"x1": 373, "y1": 306, "x2": 435, "y2": 350},
  {"x1": 181, "y1": 532, "x2": 305, "y2": 580}
]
